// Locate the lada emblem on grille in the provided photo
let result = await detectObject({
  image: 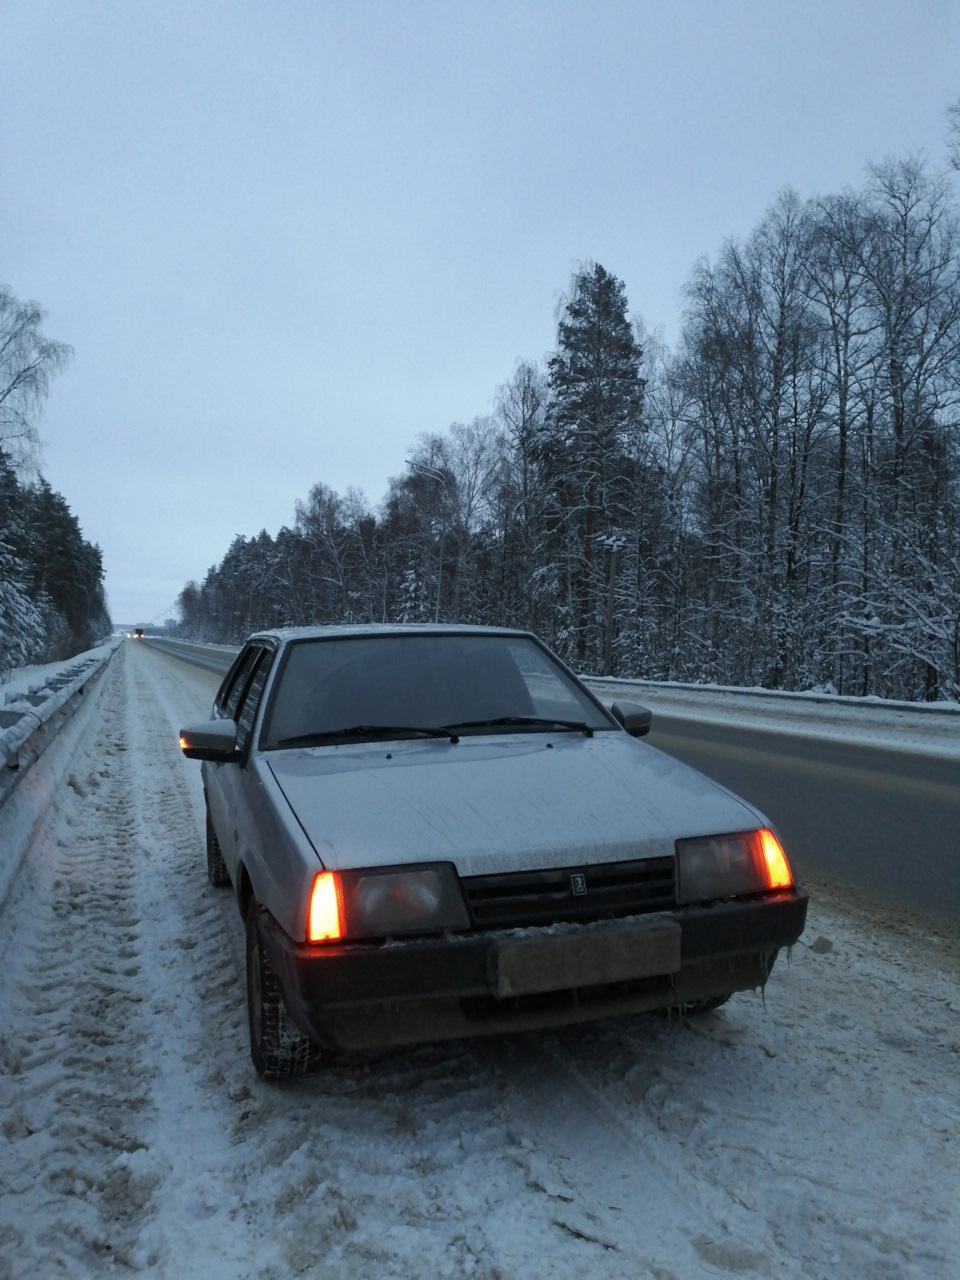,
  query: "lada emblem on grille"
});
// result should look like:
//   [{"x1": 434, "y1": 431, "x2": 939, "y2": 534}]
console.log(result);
[{"x1": 570, "y1": 873, "x2": 587, "y2": 897}]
